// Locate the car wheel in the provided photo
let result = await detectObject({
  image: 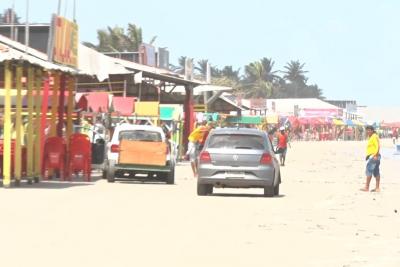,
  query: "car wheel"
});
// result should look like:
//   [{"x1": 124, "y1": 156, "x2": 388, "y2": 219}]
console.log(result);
[
  {"x1": 166, "y1": 168, "x2": 175, "y2": 185},
  {"x1": 197, "y1": 184, "x2": 212, "y2": 196},
  {"x1": 264, "y1": 186, "x2": 274, "y2": 197},
  {"x1": 207, "y1": 184, "x2": 213, "y2": 195},
  {"x1": 274, "y1": 184, "x2": 280, "y2": 196},
  {"x1": 107, "y1": 160, "x2": 115, "y2": 183}
]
